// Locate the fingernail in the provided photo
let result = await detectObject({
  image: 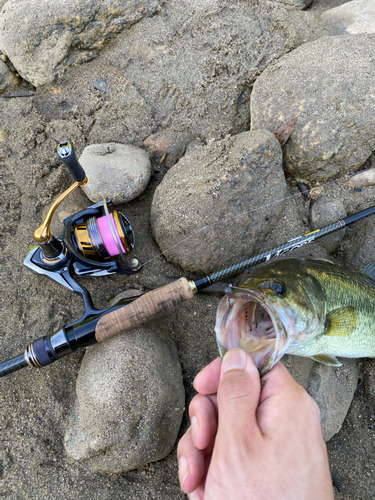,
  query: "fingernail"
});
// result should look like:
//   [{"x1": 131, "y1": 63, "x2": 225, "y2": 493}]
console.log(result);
[
  {"x1": 178, "y1": 456, "x2": 189, "y2": 490},
  {"x1": 222, "y1": 348, "x2": 247, "y2": 372},
  {"x1": 191, "y1": 415, "x2": 198, "y2": 442}
]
